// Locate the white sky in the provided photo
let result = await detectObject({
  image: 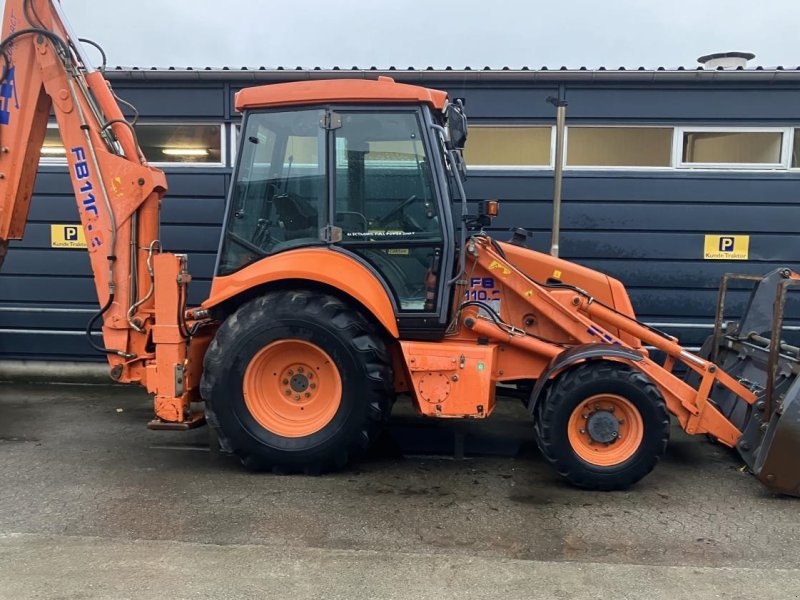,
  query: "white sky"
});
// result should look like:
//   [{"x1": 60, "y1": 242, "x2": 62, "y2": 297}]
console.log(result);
[{"x1": 15, "y1": 0, "x2": 800, "y2": 69}]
